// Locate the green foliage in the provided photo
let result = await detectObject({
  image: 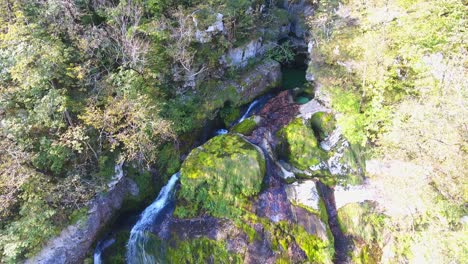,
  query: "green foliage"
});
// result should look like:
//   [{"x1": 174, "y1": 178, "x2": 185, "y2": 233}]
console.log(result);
[
  {"x1": 266, "y1": 41, "x2": 295, "y2": 64},
  {"x1": 231, "y1": 117, "x2": 257, "y2": 135},
  {"x1": 176, "y1": 134, "x2": 265, "y2": 218},
  {"x1": 33, "y1": 138, "x2": 72, "y2": 175},
  {"x1": 277, "y1": 118, "x2": 327, "y2": 170},
  {"x1": 0, "y1": 179, "x2": 59, "y2": 263}
]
